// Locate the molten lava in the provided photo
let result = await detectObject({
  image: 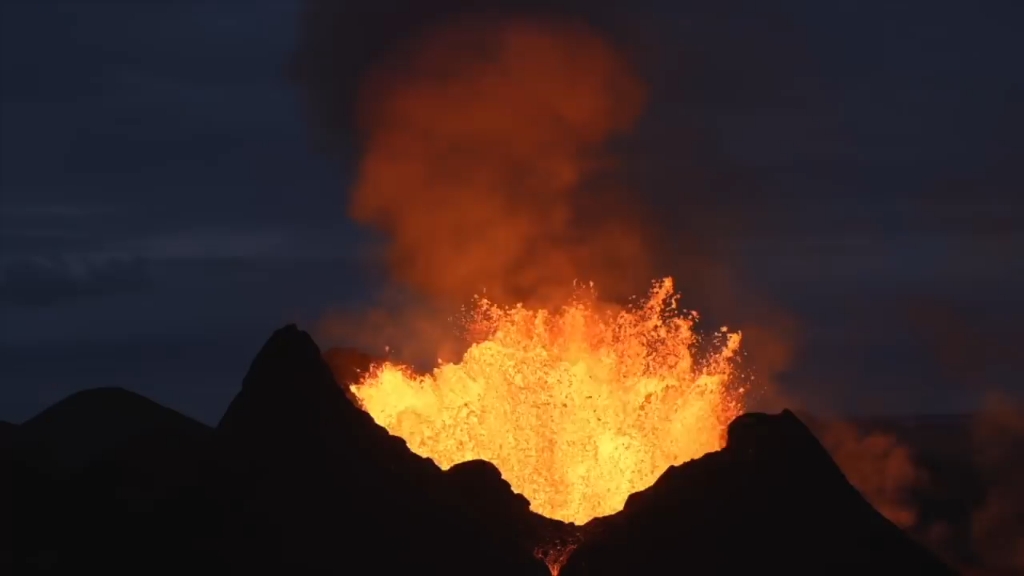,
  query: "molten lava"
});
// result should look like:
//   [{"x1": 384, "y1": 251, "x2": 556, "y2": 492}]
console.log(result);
[{"x1": 352, "y1": 278, "x2": 745, "y2": 524}]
